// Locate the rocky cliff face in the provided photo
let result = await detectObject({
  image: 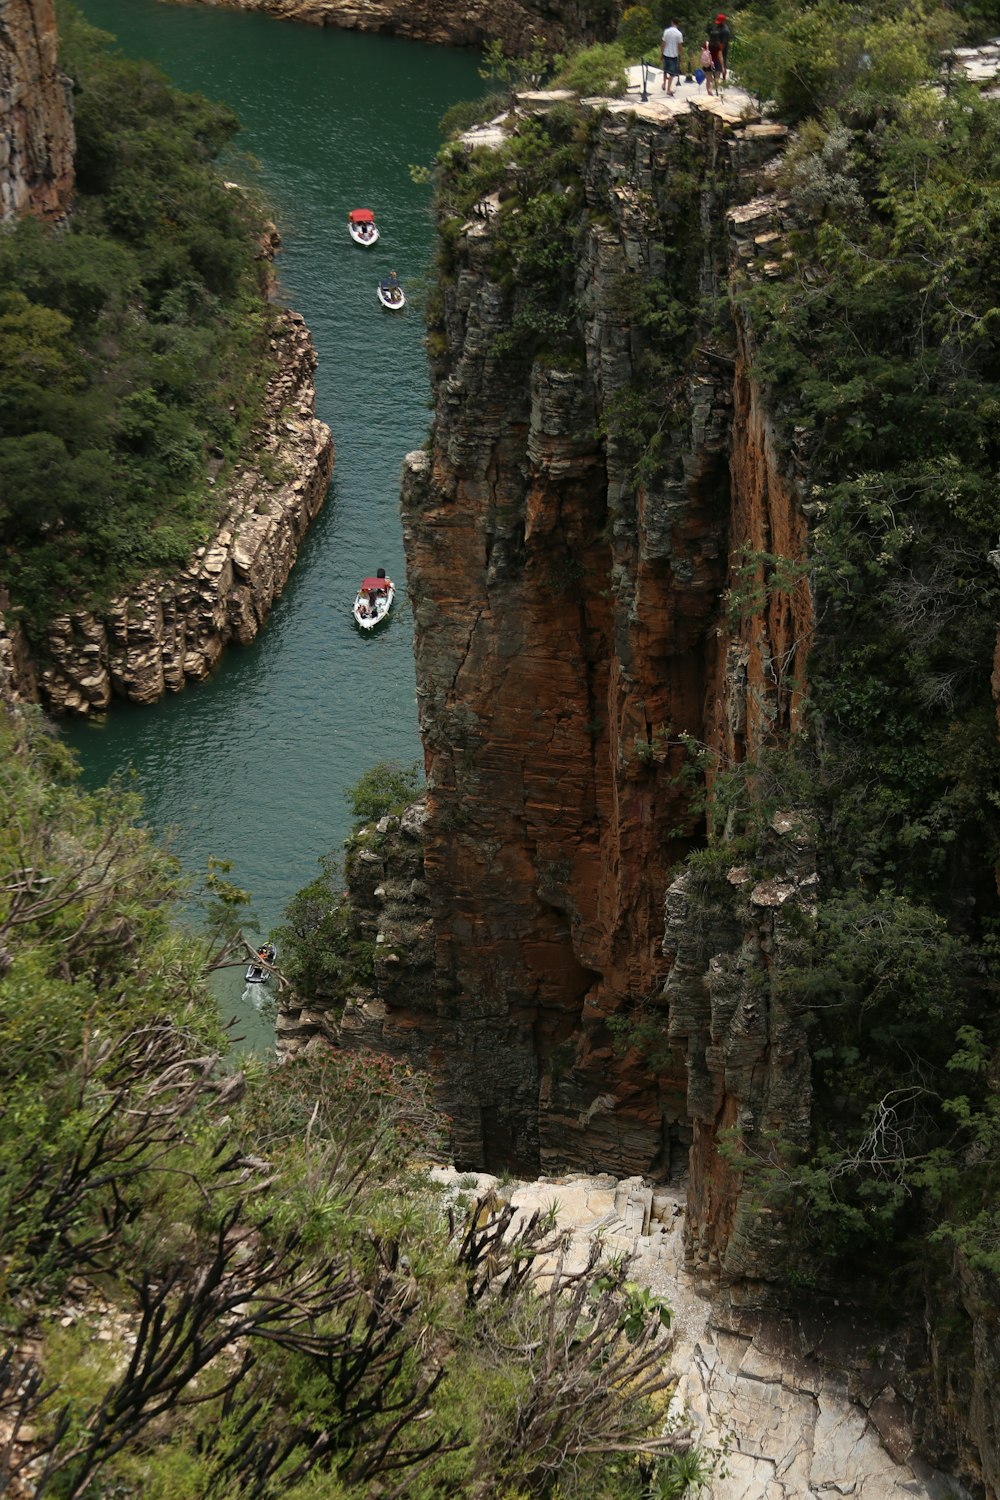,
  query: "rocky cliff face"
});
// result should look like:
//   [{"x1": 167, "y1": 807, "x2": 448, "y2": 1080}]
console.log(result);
[
  {"x1": 282, "y1": 82, "x2": 998, "y2": 1495},
  {"x1": 178, "y1": 0, "x2": 609, "y2": 57},
  {"x1": 332, "y1": 92, "x2": 815, "y2": 1206},
  {"x1": 0, "y1": 0, "x2": 74, "y2": 222},
  {"x1": 25, "y1": 310, "x2": 333, "y2": 715}
]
